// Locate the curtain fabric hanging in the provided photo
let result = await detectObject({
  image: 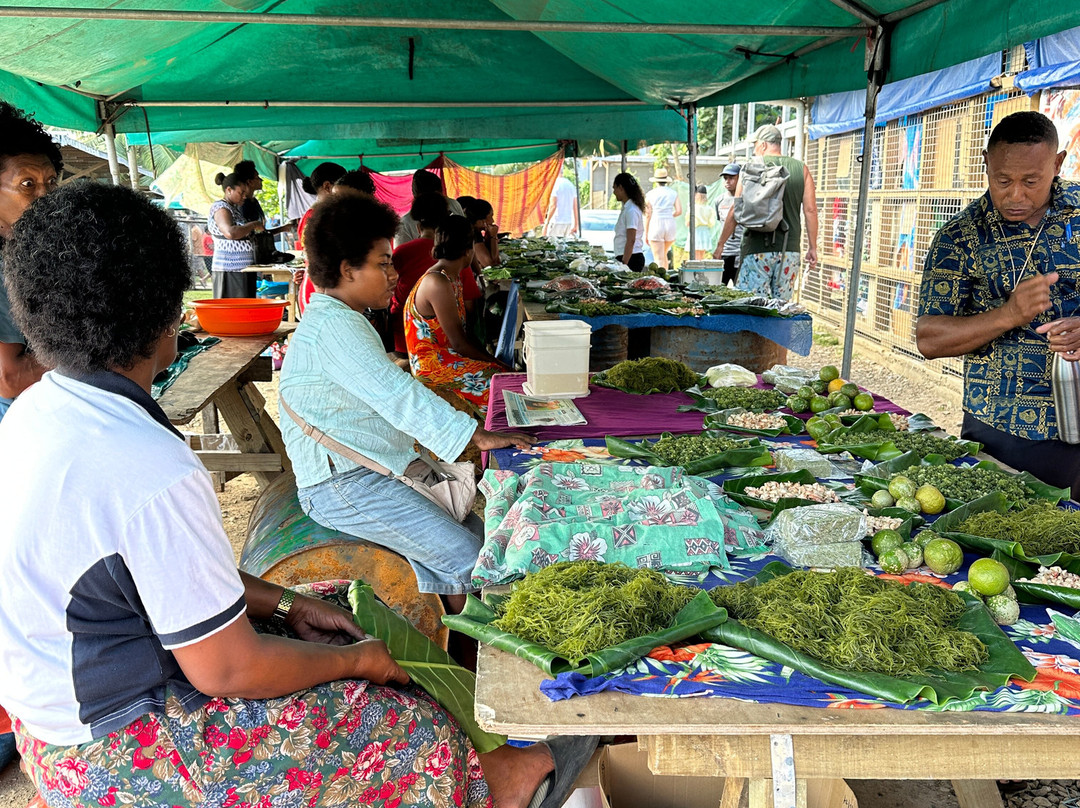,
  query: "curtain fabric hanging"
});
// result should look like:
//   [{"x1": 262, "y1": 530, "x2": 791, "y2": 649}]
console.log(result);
[{"x1": 443, "y1": 149, "x2": 565, "y2": 237}]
